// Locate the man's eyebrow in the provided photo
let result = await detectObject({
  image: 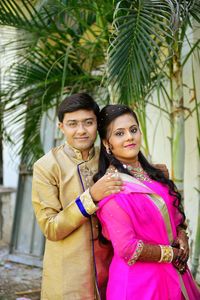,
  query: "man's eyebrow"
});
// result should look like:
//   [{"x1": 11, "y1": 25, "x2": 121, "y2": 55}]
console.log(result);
[{"x1": 66, "y1": 117, "x2": 95, "y2": 122}]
